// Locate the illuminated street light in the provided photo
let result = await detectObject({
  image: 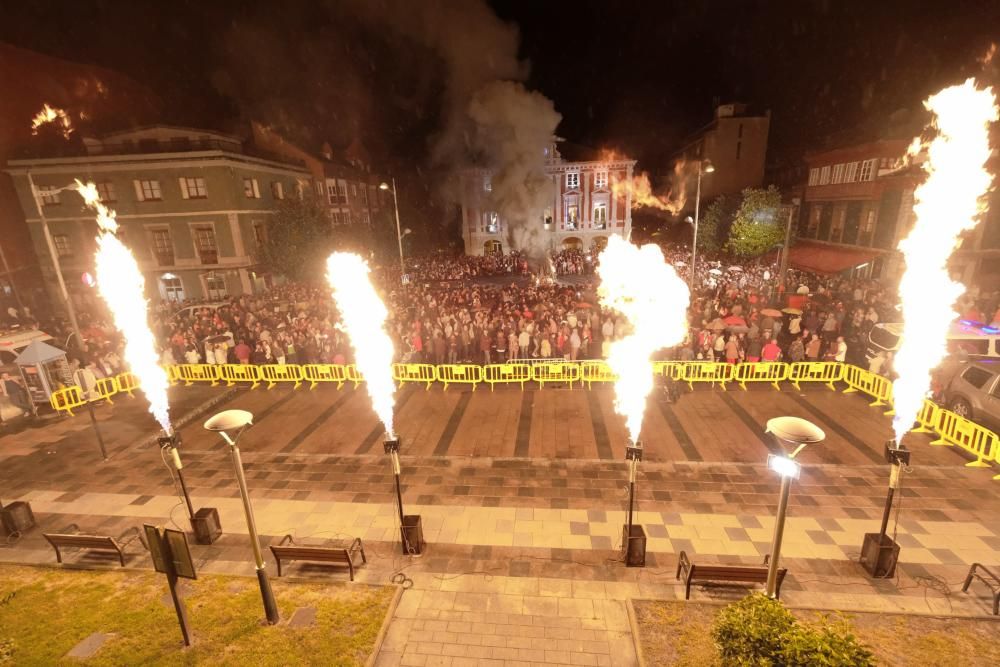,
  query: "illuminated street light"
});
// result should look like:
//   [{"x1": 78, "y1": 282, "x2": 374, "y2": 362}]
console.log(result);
[
  {"x1": 764, "y1": 416, "x2": 825, "y2": 598},
  {"x1": 203, "y1": 409, "x2": 279, "y2": 625},
  {"x1": 686, "y1": 159, "x2": 714, "y2": 294},
  {"x1": 379, "y1": 179, "x2": 407, "y2": 277}
]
